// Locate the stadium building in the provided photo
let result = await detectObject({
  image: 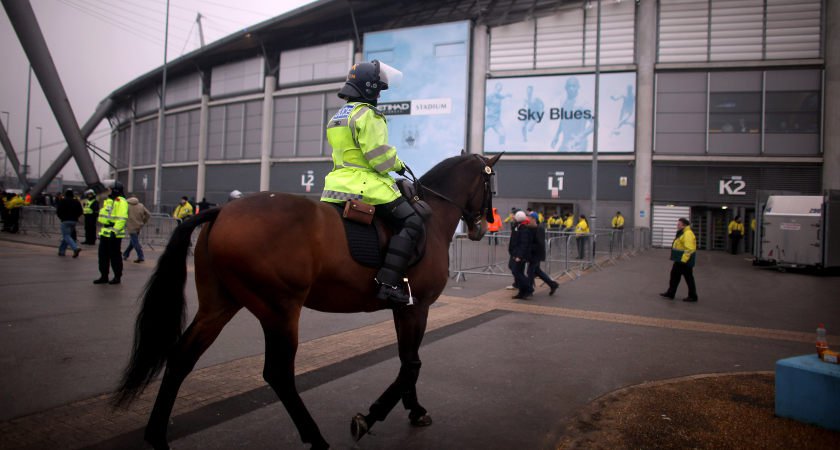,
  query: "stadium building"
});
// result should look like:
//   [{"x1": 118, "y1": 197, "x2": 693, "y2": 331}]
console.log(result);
[{"x1": 104, "y1": 0, "x2": 839, "y2": 251}]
